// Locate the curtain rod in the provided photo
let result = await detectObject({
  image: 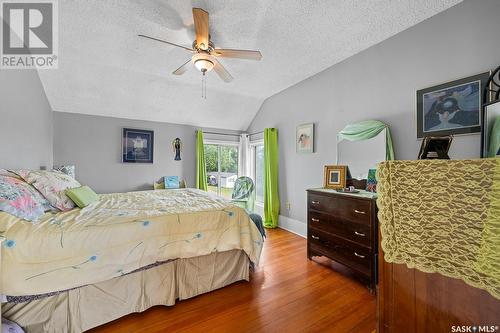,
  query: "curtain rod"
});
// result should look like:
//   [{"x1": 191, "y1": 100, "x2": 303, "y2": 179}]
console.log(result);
[
  {"x1": 195, "y1": 130, "x2": 264, "y2": 137},
  {"x1": 248, "y1": 130, "x2": 264, "y2": 136},
  {"x1": 196, "y1": 130, "x2": 241, "y2": 137}
]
